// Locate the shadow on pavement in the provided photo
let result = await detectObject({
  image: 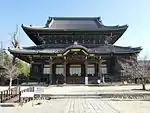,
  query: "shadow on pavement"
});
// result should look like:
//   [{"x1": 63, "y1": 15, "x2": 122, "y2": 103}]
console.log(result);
[{"x1": 0, "y1": 104, "x2": 15, "y2": 107}]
